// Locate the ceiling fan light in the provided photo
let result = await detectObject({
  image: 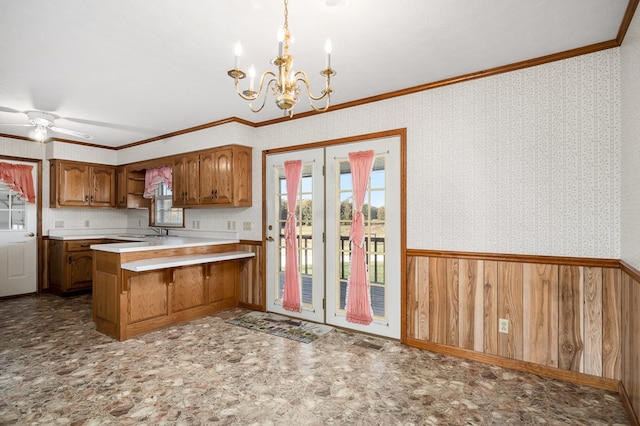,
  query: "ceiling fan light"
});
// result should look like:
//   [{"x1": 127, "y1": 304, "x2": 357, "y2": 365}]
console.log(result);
[{"x1": 34, "y1": 126, "x2": 46, "y2": 142}]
